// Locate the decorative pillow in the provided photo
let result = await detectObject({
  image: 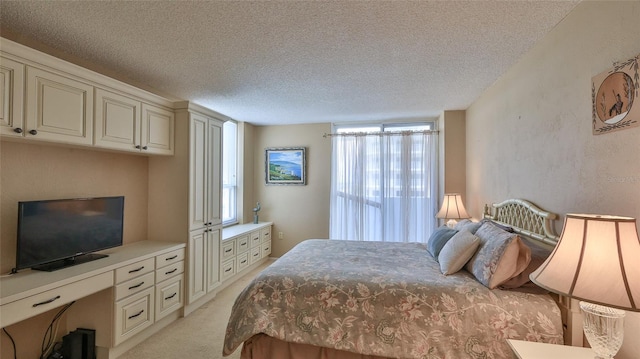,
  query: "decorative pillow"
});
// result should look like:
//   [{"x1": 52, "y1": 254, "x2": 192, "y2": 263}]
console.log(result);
[
  {"x1": 454, "y1": 219, "x2": 483, "y2": 234},
  {"x1": 479, "y1": 218, "x2": 515, "y2": 233},
  {"x1": 438, "y1": 230, "x2": 480, "y2": 275},
  {"x1": 499, "y1": 237, "x2": 553, "y2": 290},
  {"x1": 464, "y1": 222, "x2": 531, "y2": 289},
  {"x1": 427, "y1": 226, "x2": 458, "y2": 259}
]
